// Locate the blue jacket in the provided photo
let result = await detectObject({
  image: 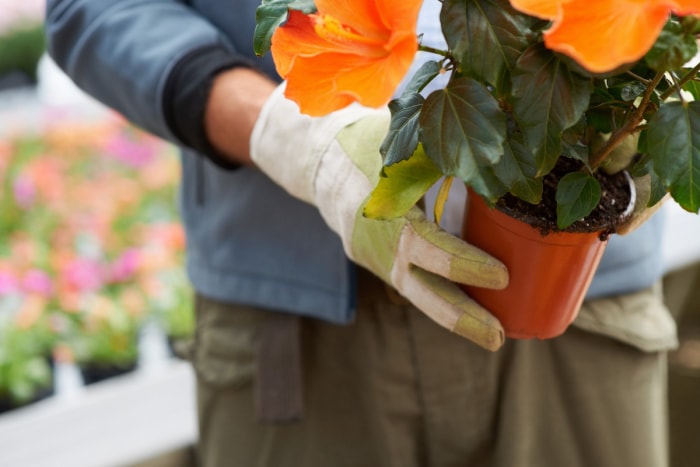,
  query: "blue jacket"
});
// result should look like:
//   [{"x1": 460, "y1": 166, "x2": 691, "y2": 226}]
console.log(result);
[{"x1": 45, "y1": 0, "x2": 664, "y2": 325}]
